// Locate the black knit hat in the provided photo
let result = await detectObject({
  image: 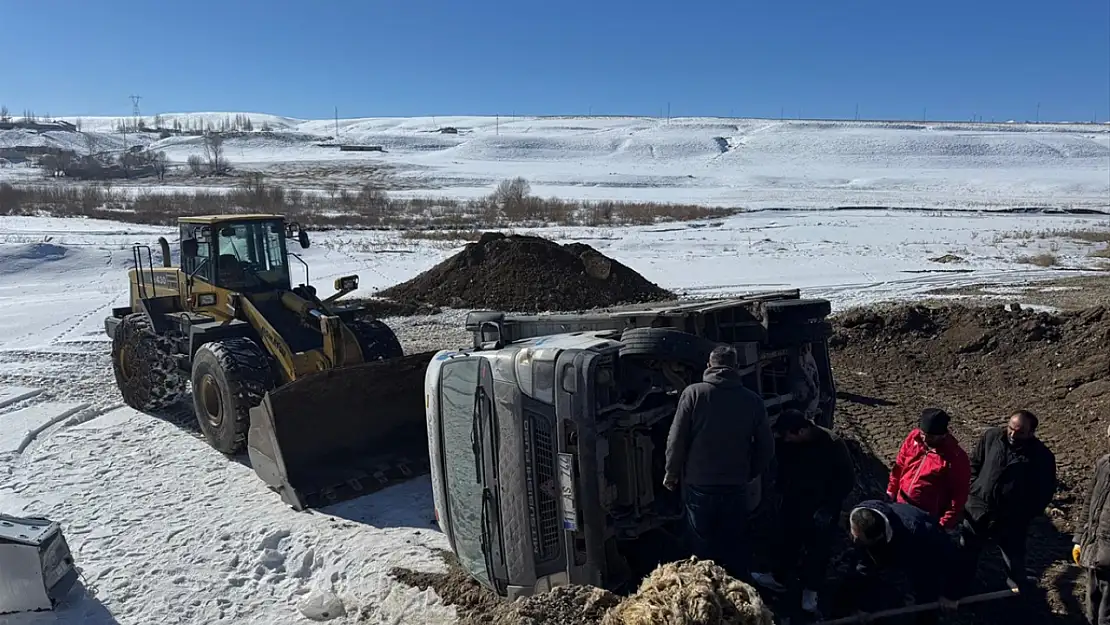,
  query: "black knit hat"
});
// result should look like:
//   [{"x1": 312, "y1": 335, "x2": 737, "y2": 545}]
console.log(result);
[{"x1": 920, "y1": 408, "x2": 951, "y2": 435}]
